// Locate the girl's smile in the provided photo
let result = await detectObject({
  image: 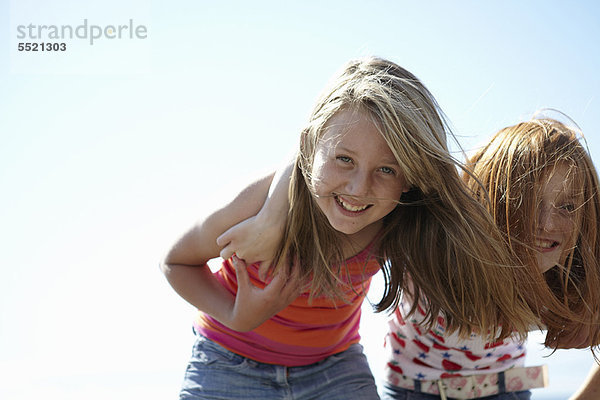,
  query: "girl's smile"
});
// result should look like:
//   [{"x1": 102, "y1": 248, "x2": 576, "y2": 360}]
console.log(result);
[
  {"x1": 533, "y1": 238, "x2": 560, "y2": 252},
  {"x1": 334, "y1": 194, "x2": 372, "y2": 213}
]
